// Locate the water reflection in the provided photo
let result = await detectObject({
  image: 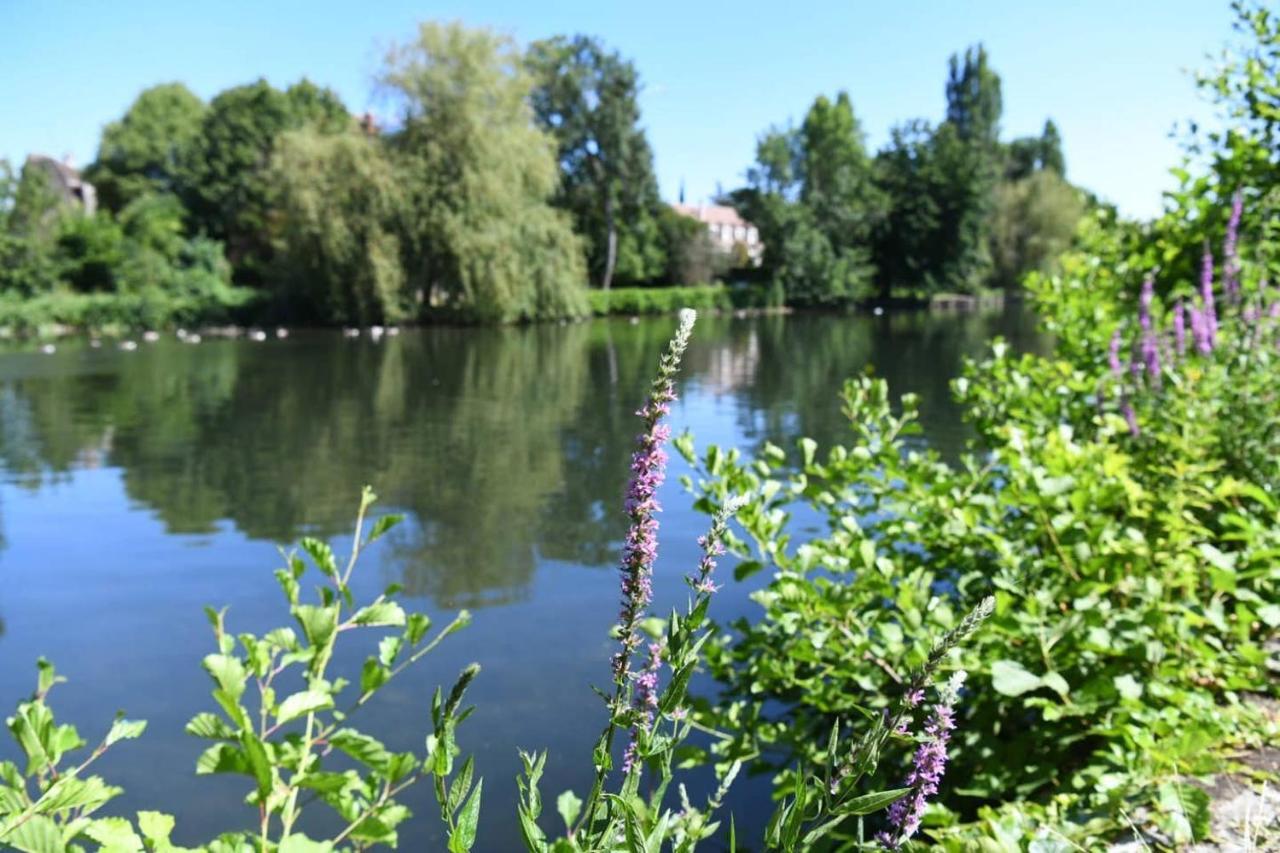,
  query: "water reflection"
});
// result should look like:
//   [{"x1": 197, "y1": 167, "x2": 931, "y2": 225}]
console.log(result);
[
  {"x1": 0, "y1": 305, "x2": 1045, "y2": 849},
  {"x1": 0, "y1": 306, "x2": 1043, "y2": 610}
]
